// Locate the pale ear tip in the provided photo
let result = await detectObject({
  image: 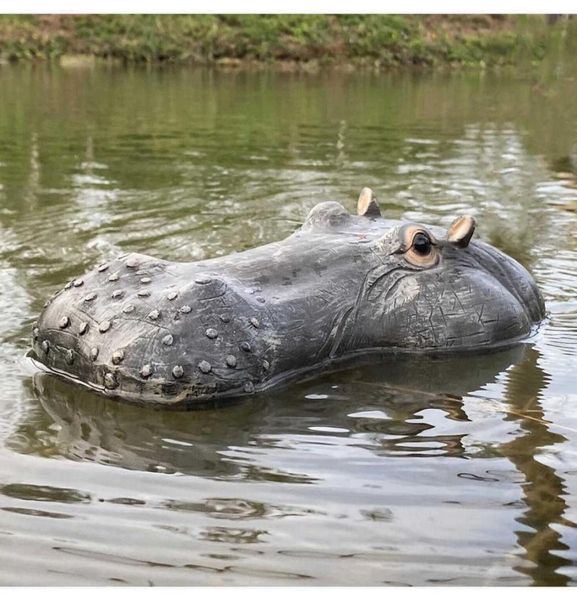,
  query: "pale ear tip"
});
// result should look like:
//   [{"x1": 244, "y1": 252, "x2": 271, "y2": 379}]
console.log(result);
[
  {"x1": 357, "y1": 187, "x2": 381, "y2": 217},
  {"x1": 447, "y1": 215, "x2": 476, "y2": 247}
]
